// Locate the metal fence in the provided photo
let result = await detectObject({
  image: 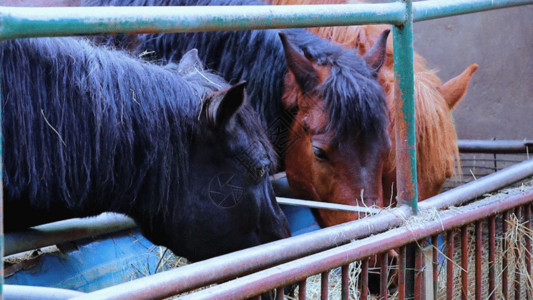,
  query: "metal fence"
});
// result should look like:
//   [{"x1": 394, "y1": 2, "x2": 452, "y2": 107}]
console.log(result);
[{"x1": 1, "y1": 0, "x2": 533, "y2": 299}]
